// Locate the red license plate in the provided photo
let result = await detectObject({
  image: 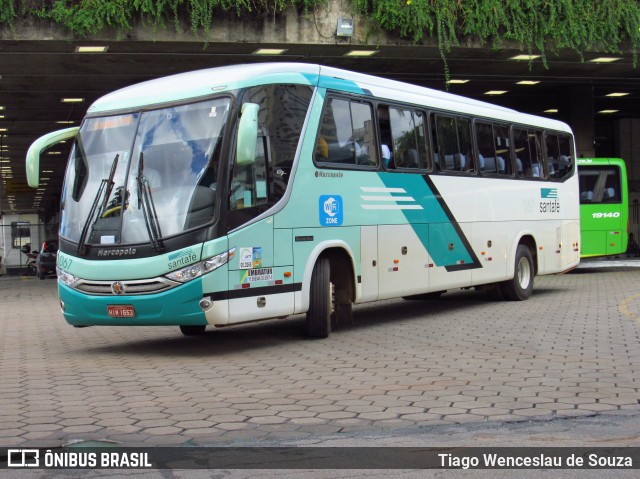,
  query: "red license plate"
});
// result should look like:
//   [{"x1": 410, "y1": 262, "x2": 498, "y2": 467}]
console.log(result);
[{"x1": 107, "y1": 305, "x2": 136, "y2": 318}]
